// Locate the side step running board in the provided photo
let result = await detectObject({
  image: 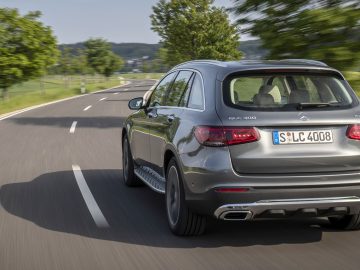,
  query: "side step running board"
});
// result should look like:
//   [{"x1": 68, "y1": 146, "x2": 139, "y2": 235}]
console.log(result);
[{"x1": 134, "y1": 166, "x2": 165, "y2": 194}]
